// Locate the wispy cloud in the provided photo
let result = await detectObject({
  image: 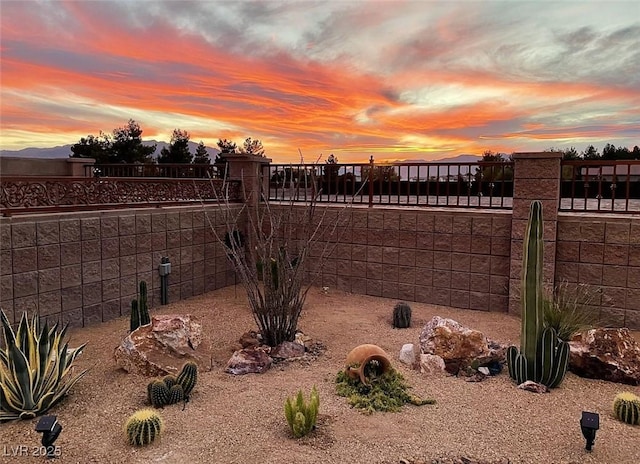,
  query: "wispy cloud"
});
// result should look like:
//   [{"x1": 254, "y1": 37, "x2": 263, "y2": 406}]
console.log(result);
[{"x1": 1, "y1": 0, "x2": 638, "y2": 161}]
